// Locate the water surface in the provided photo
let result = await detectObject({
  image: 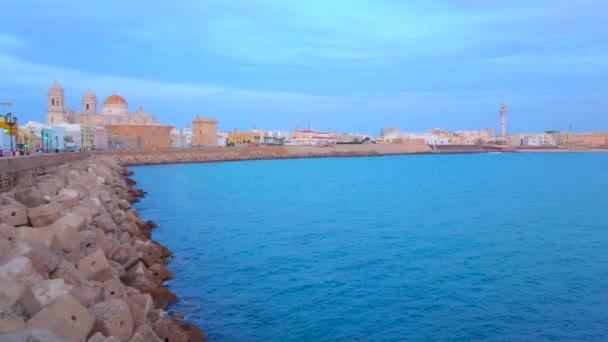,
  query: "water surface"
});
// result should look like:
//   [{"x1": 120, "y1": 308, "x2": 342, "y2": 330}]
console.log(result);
[{"x1": 132, "y1": 153, "x2": 608, "y2": 341}]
